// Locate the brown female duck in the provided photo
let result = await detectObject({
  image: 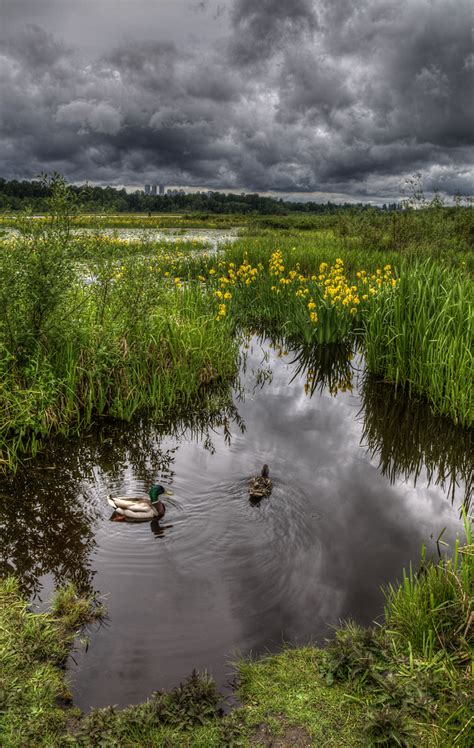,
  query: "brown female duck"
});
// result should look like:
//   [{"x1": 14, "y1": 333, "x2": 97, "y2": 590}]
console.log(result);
[{"x1": 248, "y1": 464, "x2": 272, "y2": 500}]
